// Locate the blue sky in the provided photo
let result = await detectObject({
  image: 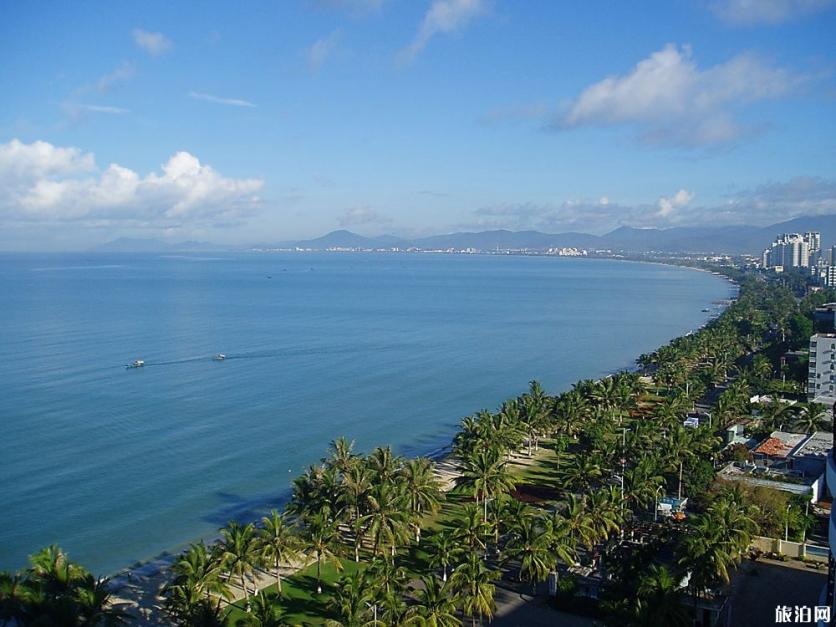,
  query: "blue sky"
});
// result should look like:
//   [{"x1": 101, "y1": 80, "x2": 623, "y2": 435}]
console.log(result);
[{"x1": 1, "y1": 0, "x2": 836, "y2": 249}]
